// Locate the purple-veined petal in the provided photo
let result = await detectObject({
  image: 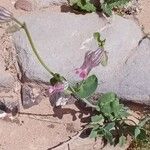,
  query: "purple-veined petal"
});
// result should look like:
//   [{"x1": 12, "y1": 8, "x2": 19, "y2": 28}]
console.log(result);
[
  {"x1": 0, "y1": 6, "x2": 13, "y2": 23},
  {"x1": 75, "y1": 48, "x2": 104, "y2": 79}
]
